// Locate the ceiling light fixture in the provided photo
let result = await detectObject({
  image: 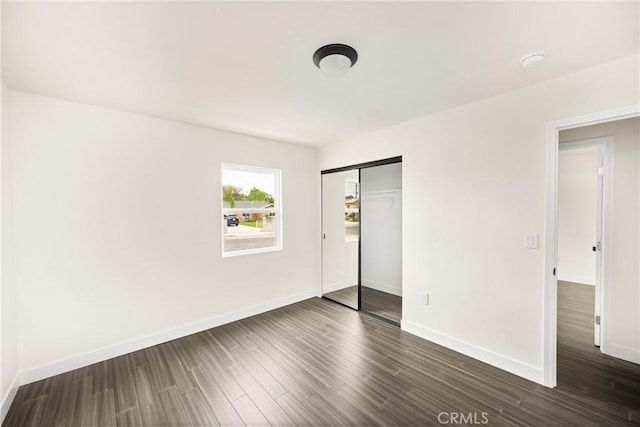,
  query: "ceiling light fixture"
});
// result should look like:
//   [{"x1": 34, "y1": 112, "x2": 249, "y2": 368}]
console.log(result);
[
  {"x1": 313, "y1": 44, "x2": 358, "y2": 75},
  {"x1": 520, "y1": 51, "x2": 546, "y2": 69}
]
